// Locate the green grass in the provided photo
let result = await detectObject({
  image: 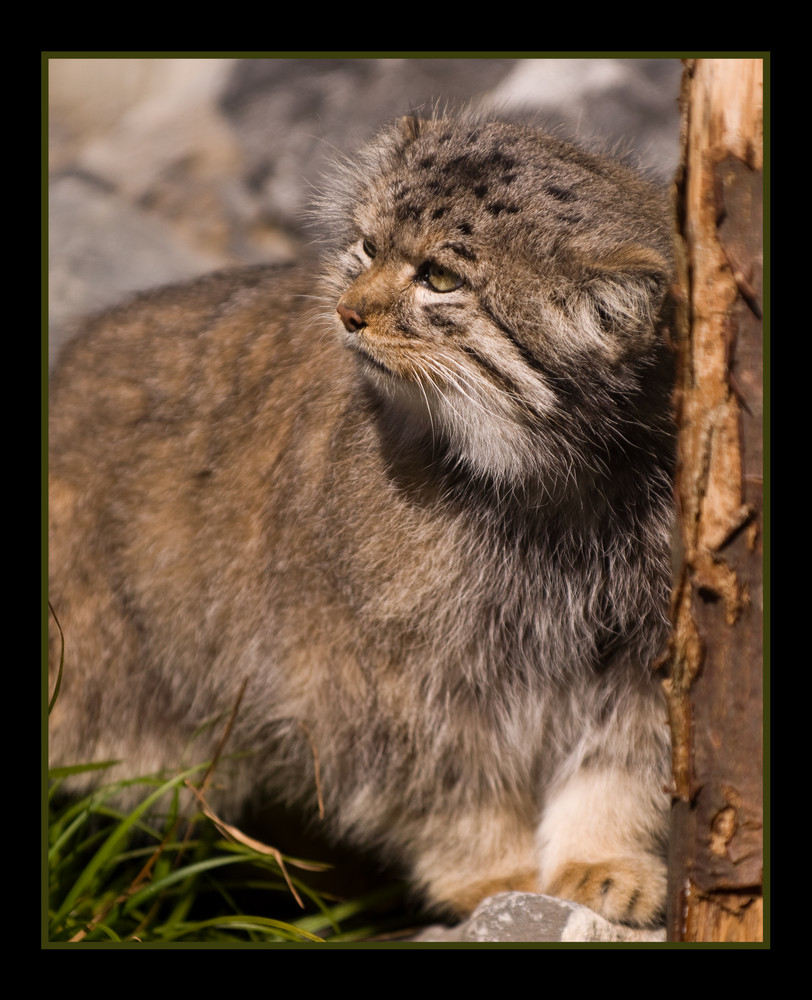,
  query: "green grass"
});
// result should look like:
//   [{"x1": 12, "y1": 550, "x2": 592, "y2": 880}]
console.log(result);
[
  {"x1": 46, "y1": 606, "x2": 414, "y2": 945},
  {"x1": 47, "y1": 758, "x2": 414, "y2": 944}
]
